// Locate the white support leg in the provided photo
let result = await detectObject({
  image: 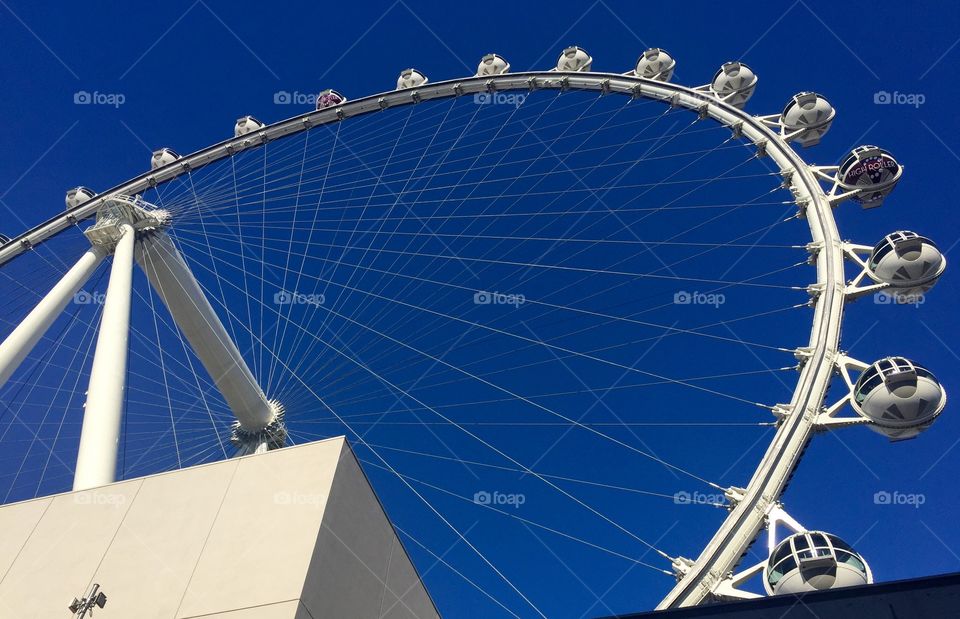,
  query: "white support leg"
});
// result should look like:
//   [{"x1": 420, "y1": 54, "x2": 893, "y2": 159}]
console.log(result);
[
  {"x1": 73, "y1": 224, "x2": 135, "y2": 490},
  {"x1": 135, "y1": 231, "x2": 283, "y2": 453},
  {"x1": 0, "y1": 246, "x2": 107, "y2": 390}
]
